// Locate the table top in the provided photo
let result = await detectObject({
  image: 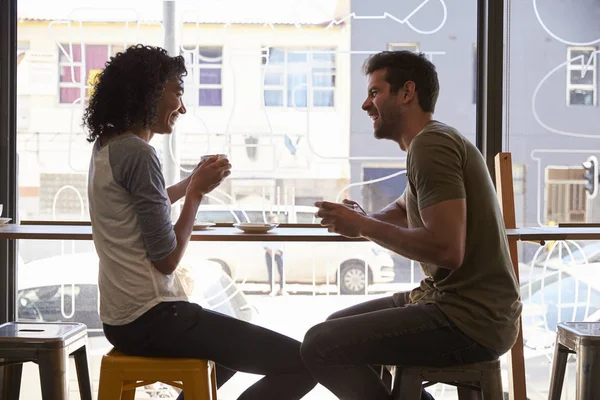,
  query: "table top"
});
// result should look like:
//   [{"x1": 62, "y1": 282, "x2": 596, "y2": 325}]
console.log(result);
[
  {"x1": 2, "y1": 223, "x2": 600, "y2": 242},
  {"x1": 0, "y1": 224, "x2": 366, "y2": 242}
]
